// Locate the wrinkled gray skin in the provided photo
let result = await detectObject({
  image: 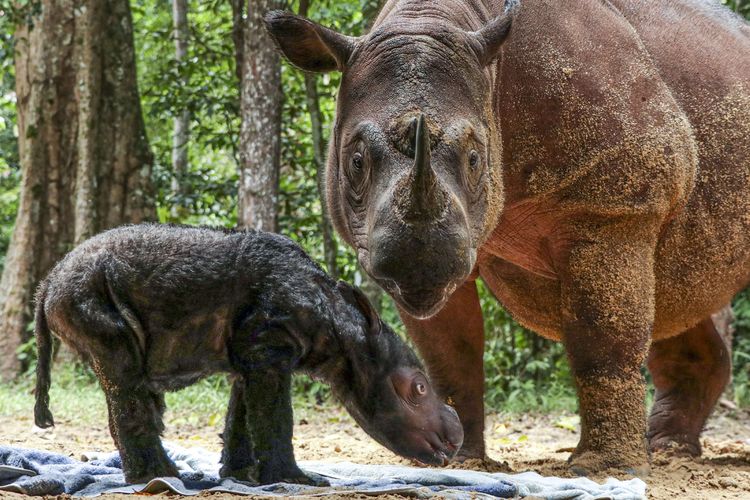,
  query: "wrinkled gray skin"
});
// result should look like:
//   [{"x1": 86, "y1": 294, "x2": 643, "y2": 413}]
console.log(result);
[
  {"x1": 265, "y1": 3, "x2": 513, "y2": 317},
  {"x1": 33, "y1": 224, "x2": 463, "y2": 485},
  {"x1": 266, "y1": 2, "x2": 518, "y2": 316}
]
